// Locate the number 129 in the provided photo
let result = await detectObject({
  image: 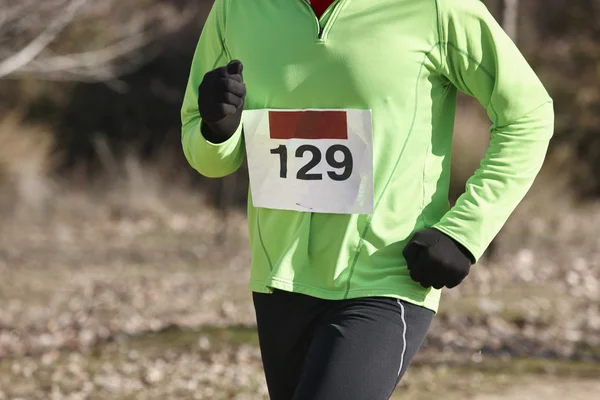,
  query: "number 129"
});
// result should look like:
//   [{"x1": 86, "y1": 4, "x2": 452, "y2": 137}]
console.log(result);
[{"x1": 269, "y1": 144, "x2": 353, "y2": 181}]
